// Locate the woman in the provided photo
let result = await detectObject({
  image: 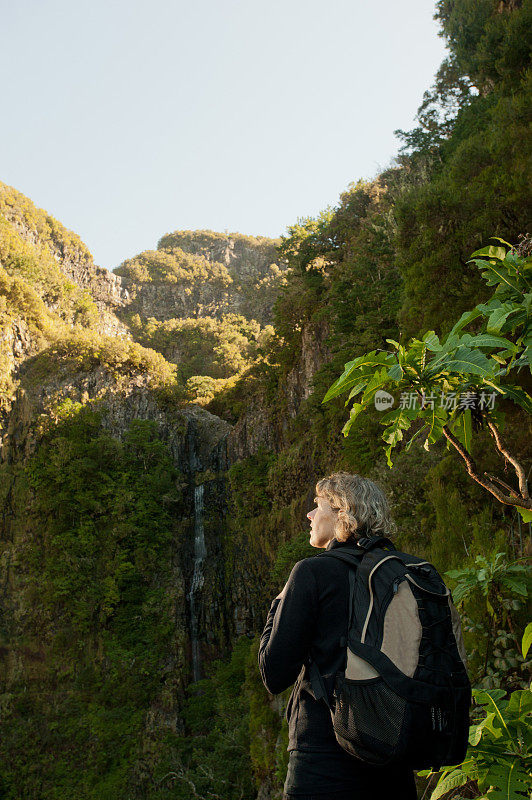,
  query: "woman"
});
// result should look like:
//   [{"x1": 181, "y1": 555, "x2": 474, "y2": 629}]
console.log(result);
[{"x1": 258, "y1": 472, "x2": 418, "y2": 800}]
